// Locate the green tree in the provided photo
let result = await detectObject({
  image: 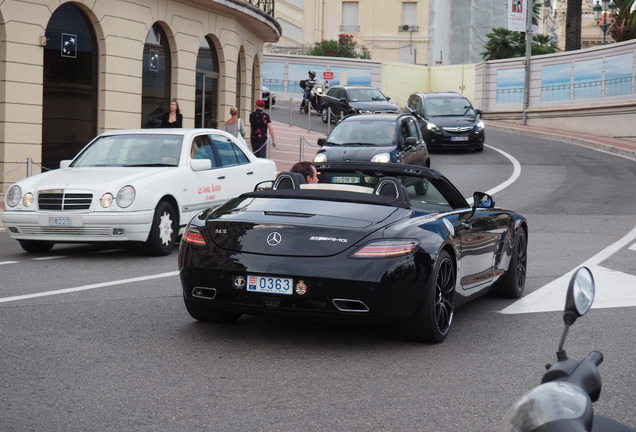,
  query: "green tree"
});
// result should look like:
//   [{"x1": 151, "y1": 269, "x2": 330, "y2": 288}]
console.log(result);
[
  {"x1": 481, "y1": 28, "x2": 558, "y2": 60},
  {"x1": 481, "y1": 28, "x2": 525, "y2": 60},
  {"x1": 308, "y1": 33, "x2": 371, "y2": 59},
  {"x1": 609, "y1": 0, "x2": 636, "y2": 42}
]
